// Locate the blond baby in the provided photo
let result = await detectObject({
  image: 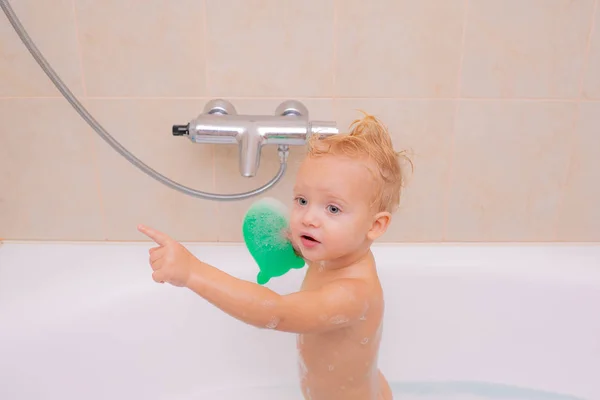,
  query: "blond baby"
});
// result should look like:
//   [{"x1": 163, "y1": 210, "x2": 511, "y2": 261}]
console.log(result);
[{"x1": 138, "y1": 113, "x2": 411, "y2": 399}]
